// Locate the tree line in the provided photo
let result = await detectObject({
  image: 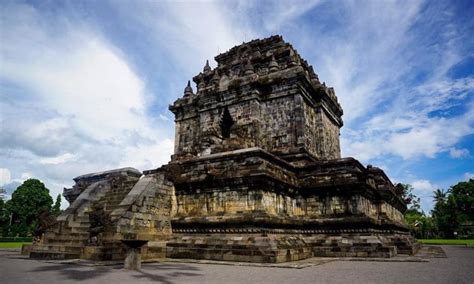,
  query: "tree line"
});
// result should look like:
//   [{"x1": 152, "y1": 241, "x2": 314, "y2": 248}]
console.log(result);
[
  {"x1": 398, "y1": 178, "x2": 473, "y2": 239},
  {"x1": 0, "y1": 179, "x2": 61, "y2": 237}
]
